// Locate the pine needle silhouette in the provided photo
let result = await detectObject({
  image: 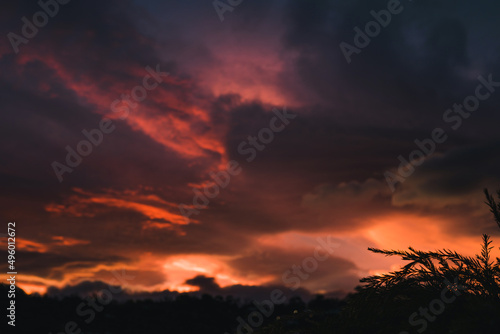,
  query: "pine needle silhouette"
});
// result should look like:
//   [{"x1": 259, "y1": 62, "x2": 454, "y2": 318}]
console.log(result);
[
  {"x1": 260, "y1": 189, "x2": 500, "y2": 334},
  {"x1": 360, "y1": 188, "x2": 500, "y2": 299},
  {"x1": 335, "y1": 188, "x2": 500, "y2": 334}
]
